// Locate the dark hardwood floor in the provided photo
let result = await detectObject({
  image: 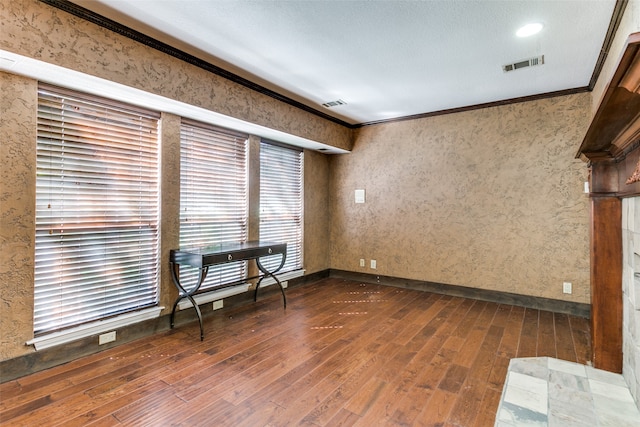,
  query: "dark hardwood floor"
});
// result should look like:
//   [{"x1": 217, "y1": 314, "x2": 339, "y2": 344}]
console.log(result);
[{"x1": 0, "y1": 278, "x2": 591, "y2": 426}]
